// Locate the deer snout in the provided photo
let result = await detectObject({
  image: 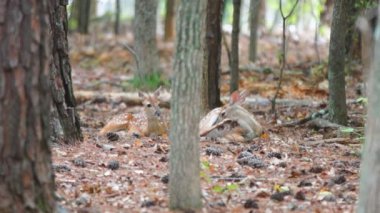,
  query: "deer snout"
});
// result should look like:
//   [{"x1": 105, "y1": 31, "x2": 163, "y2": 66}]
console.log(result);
[{"x1": 154, "y1": 110, "x2": 161, "y2": 117}]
